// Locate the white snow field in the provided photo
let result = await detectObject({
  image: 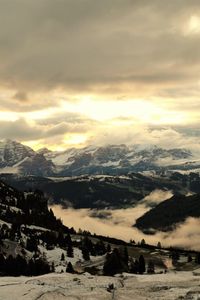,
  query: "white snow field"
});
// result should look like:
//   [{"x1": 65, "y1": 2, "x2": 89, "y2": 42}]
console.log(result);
[{"x1": 0, "y1": 271, "x2": 200, "y2": 300}]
